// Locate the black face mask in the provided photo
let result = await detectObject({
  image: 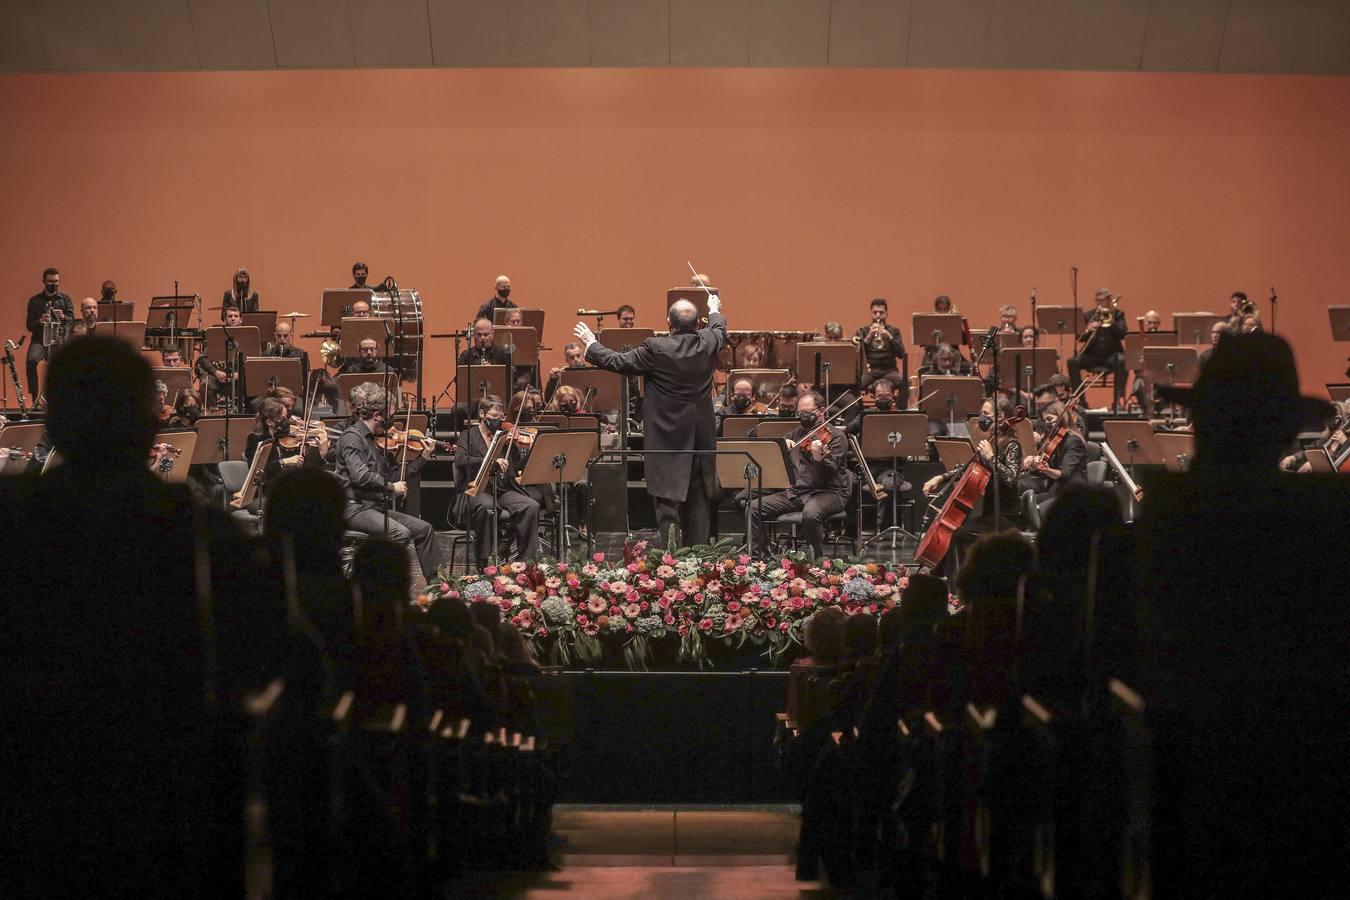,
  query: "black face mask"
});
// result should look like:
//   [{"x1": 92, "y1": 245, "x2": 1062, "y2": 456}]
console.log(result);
[
  {"x1": 498, "y1": 287, "x2": 510, "y2": 299},
  {"x1": 101, "y1": 290, "x2": 115, "y2": 302},
  {"x1": 798, "y1": 410, "x2": 818, "y2": 429},
  {"x1": 181, "y1": 407, "x2": 199, "y2": 424},
  {"x1": 731, "y1": 394, "x2": 751, "y2": 412},
  {"x1": 484, "y1": 418, "x2": 503, "y2": 434},
  {"x1": 977, "y1": 414, "x2": 993, "y2": 431},
  {"x1": 873, "y1": 397, "x2": 893, "y2": 411},
  {"x1": 559, "y1": 402, "x2": 577, "y2": 415},
  {"x1": 44, "y1": 283, "x2": 58, "y2": 295}
]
